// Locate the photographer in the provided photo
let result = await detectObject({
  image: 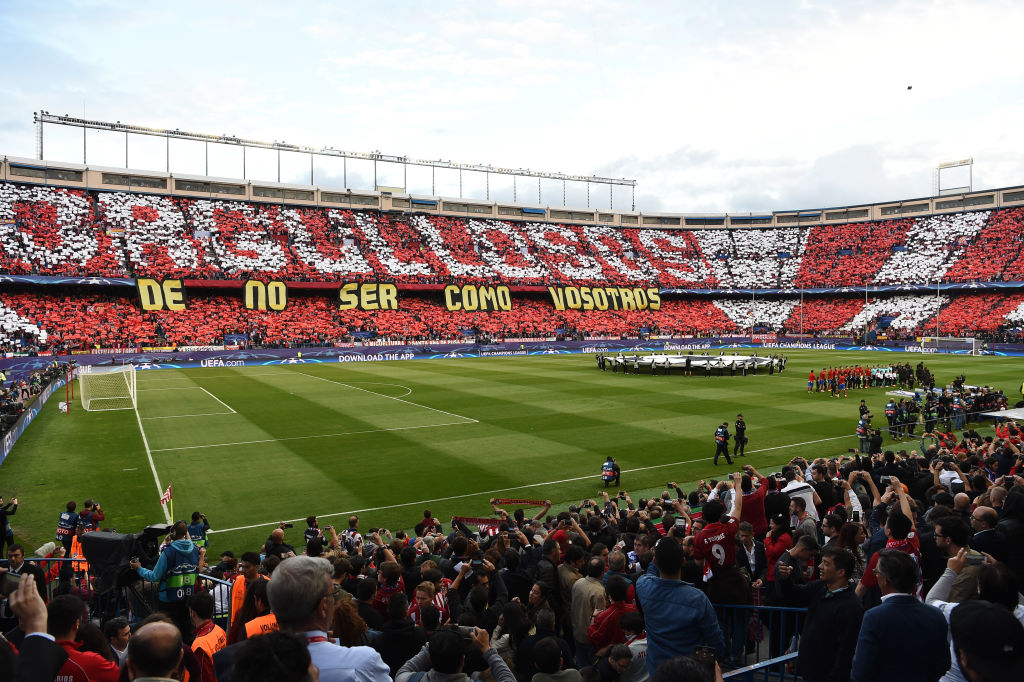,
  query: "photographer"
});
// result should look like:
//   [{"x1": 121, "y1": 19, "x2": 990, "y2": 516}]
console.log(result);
[
  {"x1": 395, "y1": 626, "x2": 515, "y2": 682},
  {"x1": 264, "y1": 524, "x2": 297, "y2": 559},
  {"x1": 188, "y1": 512, "x2": 211, "y2": 550}
]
